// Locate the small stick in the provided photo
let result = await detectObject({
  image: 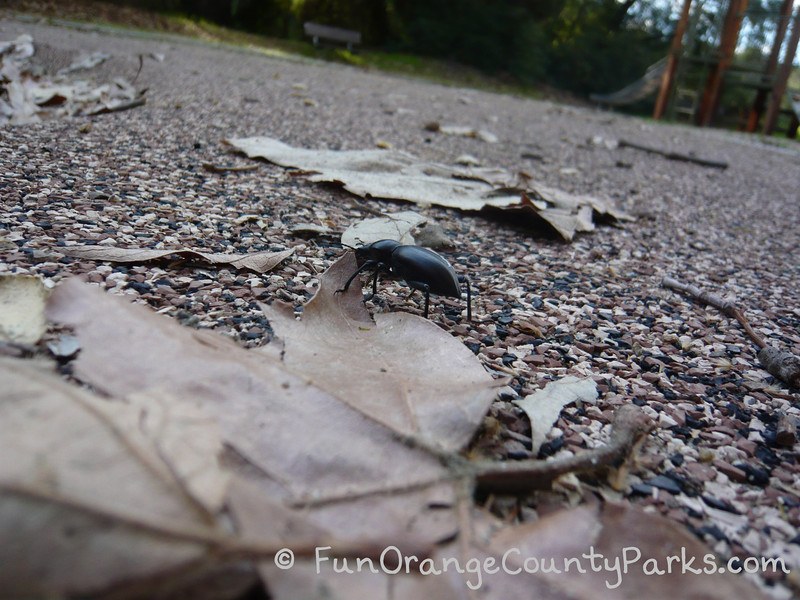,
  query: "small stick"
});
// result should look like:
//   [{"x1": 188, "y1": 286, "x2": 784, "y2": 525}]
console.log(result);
[
  {"x1": 618, "y1": 139, "x2": 728, "y2": 170},
  {"x1": 88, "y1": 97, "x2": 146, "y2": 116},
  {"x1": 662, "y1": 276, "x2": 800, "y2": 388},
  {"x1": 661, "y1": 276, "x2": 766, "y2": 348},
  {"x1": 132, "y1": 54, "x2": 144, "y2": 84},
  {"x1": 758, "y1": 347, "x2": 800, "y2": 389},
  {"x1": 202, "y1": 163, "x2": 260, "y2": 173},
  {"x1": 472, "y1": 404, "x2": 654, "y2": 494}
]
